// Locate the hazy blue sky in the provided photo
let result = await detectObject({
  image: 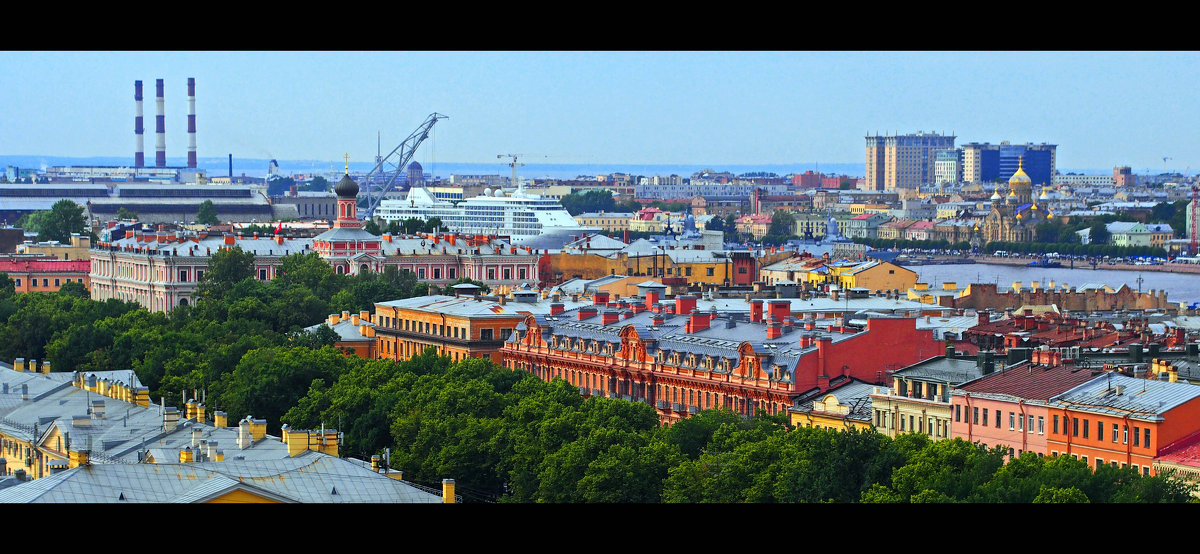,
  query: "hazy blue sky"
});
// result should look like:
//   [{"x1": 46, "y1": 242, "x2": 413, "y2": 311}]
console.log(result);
[{"x1": 2, "y1": 51, "x2": 1197, "y2": 172}]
